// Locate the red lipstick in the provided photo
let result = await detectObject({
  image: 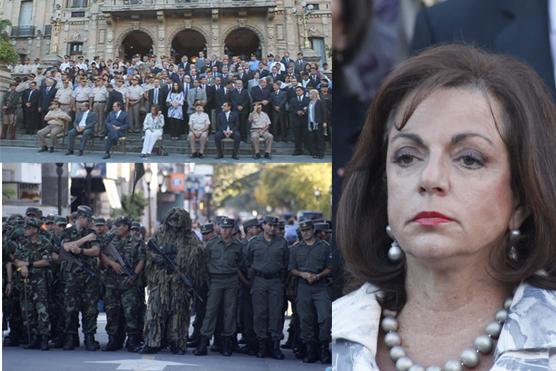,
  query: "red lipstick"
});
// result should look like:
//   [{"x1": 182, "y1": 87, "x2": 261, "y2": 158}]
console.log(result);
[{"x1": 412, "y1": 211, "x2": 453, "y2": 226}]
